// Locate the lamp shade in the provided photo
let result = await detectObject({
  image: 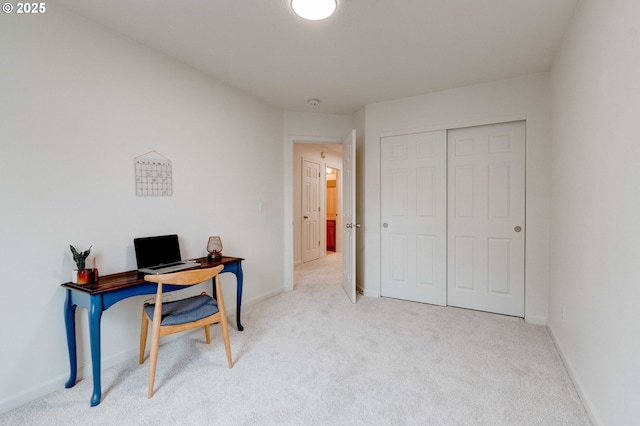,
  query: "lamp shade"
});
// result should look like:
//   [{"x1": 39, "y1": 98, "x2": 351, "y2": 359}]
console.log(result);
[{"x1": 291, "y1": 0, "x2": 337, "y2": 21}]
